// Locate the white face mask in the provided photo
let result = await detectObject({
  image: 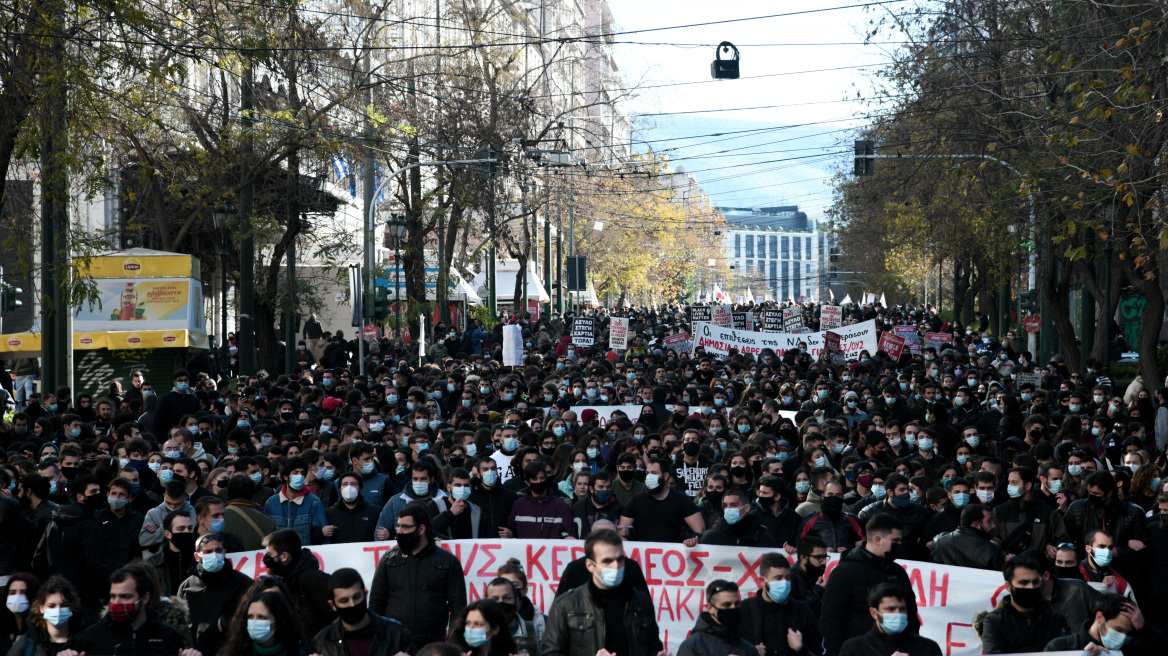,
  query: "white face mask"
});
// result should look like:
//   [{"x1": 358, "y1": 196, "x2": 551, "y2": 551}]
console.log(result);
[{"x1": 341, "y1": 485, "x2": 360, "y2": 503}]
